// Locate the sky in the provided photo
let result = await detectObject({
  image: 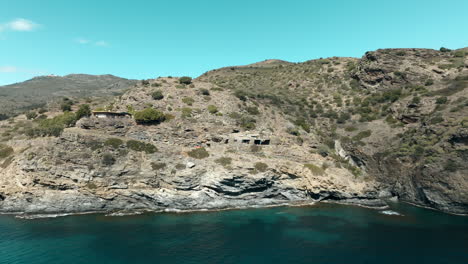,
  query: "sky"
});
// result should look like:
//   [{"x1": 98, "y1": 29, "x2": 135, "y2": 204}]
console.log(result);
[{"x1": 0, "y1": 0, "x2": 467, "y2": 85}]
